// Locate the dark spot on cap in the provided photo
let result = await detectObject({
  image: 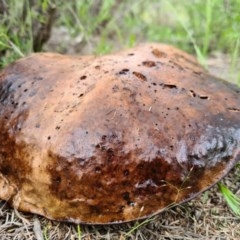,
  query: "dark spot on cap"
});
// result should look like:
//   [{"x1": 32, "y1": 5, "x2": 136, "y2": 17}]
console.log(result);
[
  {"x1": 122, "y1": 192, "x2": 130, "y2": 201},
  {"x1": 118, "y1": 69, "x2": 129, "y2": 75},
  {"x1": 80, "y1": 76, "x2": 87, "y2": 80},
  {"x1": 152, "y1": 49, "x2": 167, "y2": 58},
  {"x1": 133, "y1": 72, "x2": 147, "y2": 81},
  {"x1": 123, "y1": 169, "x2": 129, "y2": 176},
  {"x1": 142, "y1": 61, "x2": 156, "y2": 67}
]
